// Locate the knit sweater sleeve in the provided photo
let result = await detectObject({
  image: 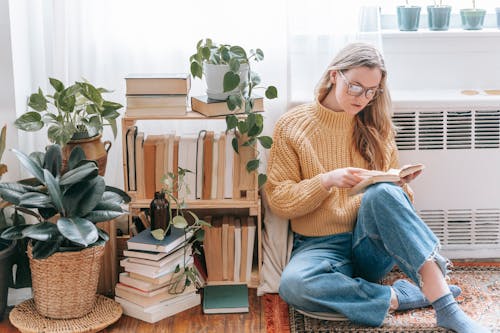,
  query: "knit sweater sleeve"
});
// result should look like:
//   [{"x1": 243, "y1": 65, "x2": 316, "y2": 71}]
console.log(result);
[
  {"x1": 387, "y1": 139, "x2": 415, "y2": 203},
  {"x1": 265, "y1": 119, "x2": 332, "y2": 219}
]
